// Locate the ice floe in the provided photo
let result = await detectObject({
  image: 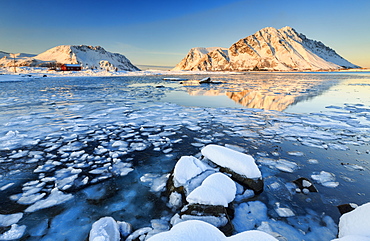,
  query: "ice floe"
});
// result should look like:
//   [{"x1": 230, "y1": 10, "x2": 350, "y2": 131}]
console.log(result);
[
  {"x1": 25, "y1": 188, "x2": 73, "y2": 212},
  {"x1": 0, "y1": 213, "x2": 23, "y2": 227},
  {"x1": 311, "y1": 171, "x2": 339, "y2": 188},
  {"x1": 89, "y1": 217, "x2": 120, "y2": 241}
]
